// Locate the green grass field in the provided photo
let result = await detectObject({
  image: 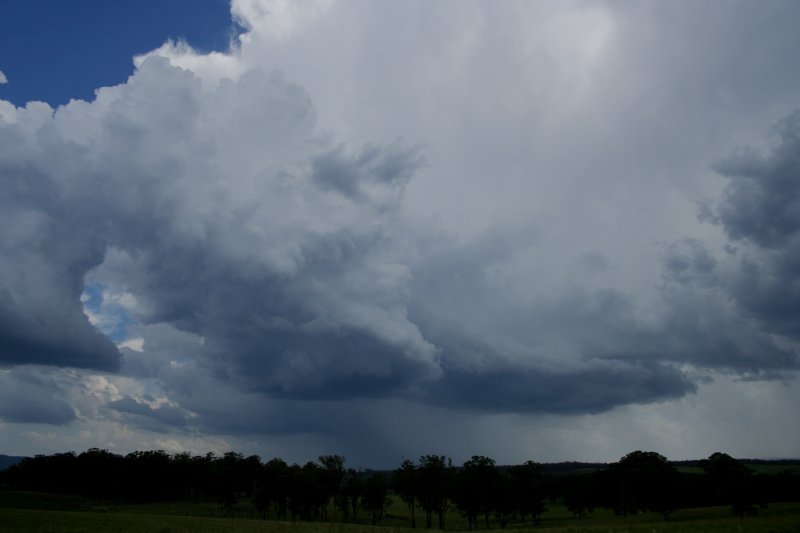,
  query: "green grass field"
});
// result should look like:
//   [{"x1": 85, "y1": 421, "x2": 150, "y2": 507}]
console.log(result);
[
  {"x1": 672, "y1": 462, "x2": 800, "y2": 476},
  {"x1": 1, "y1": 492, "x2": 799, "y2": 532}
]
